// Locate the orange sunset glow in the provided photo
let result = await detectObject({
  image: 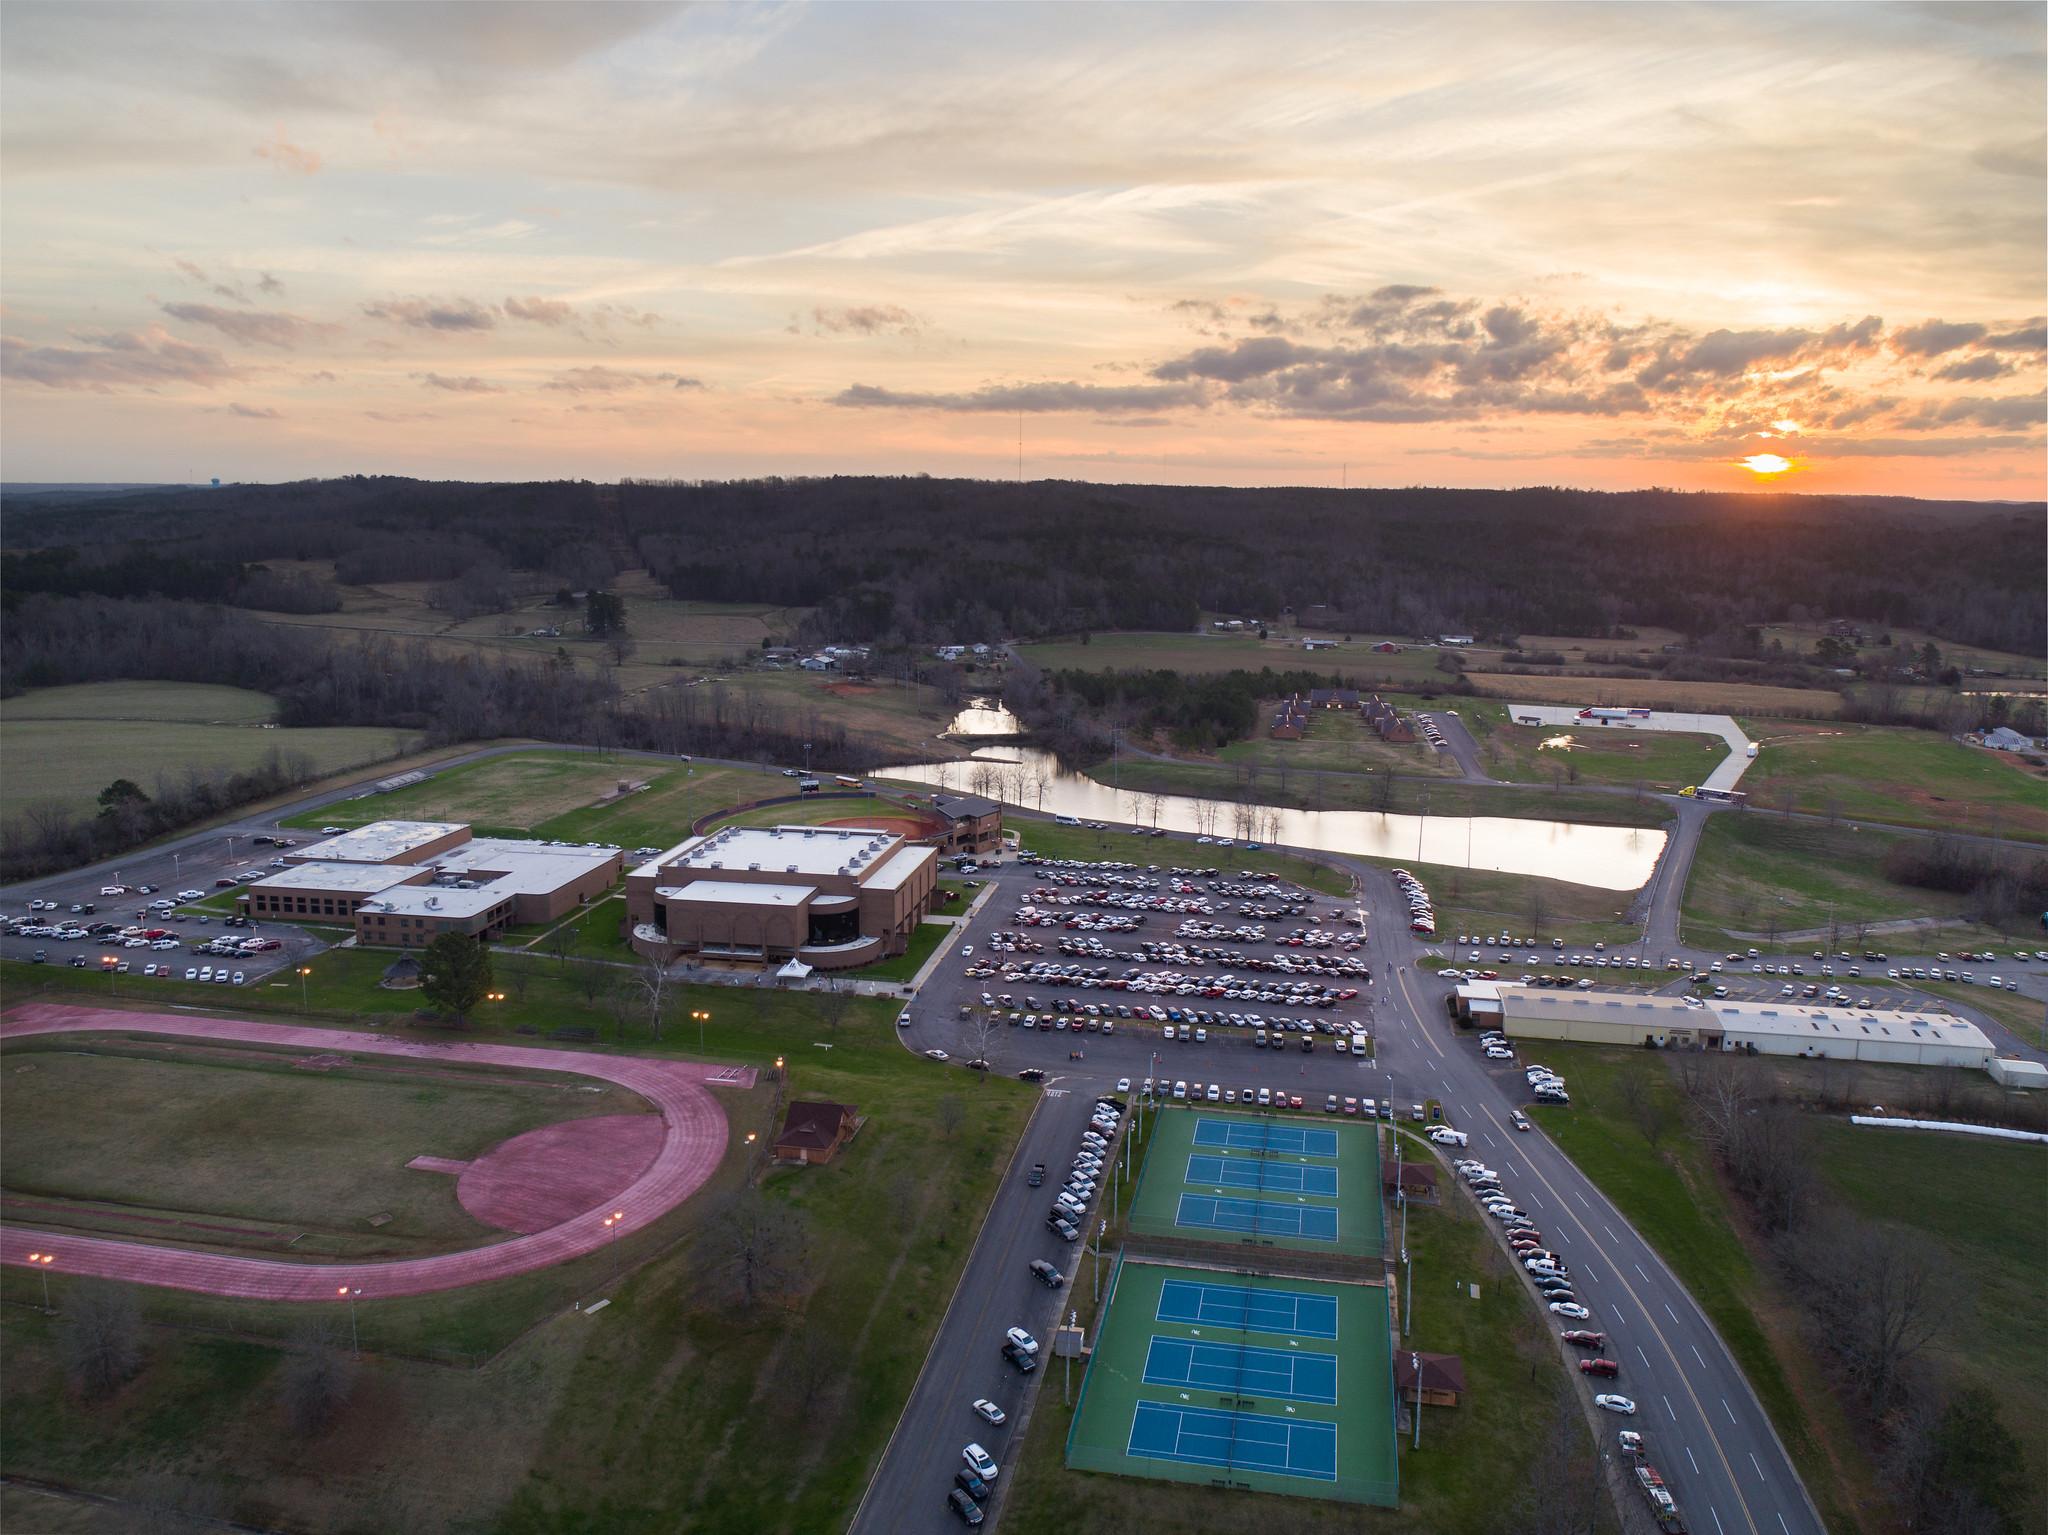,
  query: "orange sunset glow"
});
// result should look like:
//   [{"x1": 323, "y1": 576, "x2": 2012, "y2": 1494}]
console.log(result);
[{"x1": 0, "y1": 4, "x2": 2041, "y2": 494}]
